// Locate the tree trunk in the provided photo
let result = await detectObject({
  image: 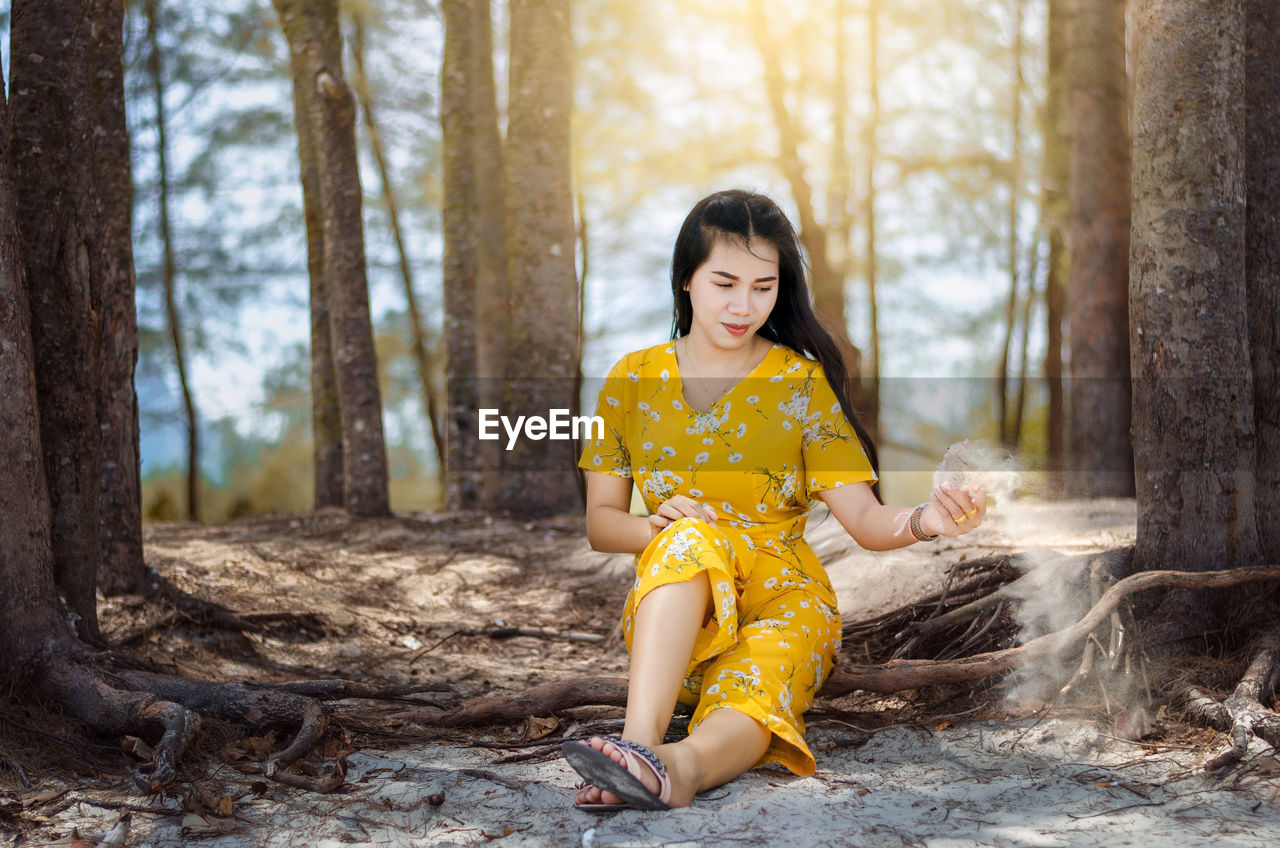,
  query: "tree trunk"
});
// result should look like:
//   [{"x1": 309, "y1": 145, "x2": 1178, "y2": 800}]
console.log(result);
[
  {"x1": 278, "y1": 0, "x2": 343, "y2": 510},
  {"x1": 998, "y1": 0, "x2": 1027, "y2": 450},
  {"x1": 1044, "y1": 0, "x2": 1069, "y2": 496},
  {"x1": 350, "y1": 13, "x2": 447, "y2": 483},
  {"x1": 274, "y1": 0, "x2": 390, "y2": 517},
  {"x1": 10, "y1": 0, "x2": 104, "y2": 641},
  {"x1": 441, "y1": 0, "x2": 484, "y2": 510},
  {"x1": 145, "y1": 0, "x2": 201, "y2": 524},
  {"x1": 500, "y1": 0, "x2": 581, "y2": 515},
  {"x1": 1246, "y1": 0, "x2": 1280, "y2": 565},
  {"x1": 748, "y1": 0, "x2": 874, "y2": 438},
  {"x1": 1130, "y1": 0, "x2": 1260, "y2": 598},
  {"x1": 0, "y1": 78, "x2": 75, "y2": 676},
  {"x1": 89, "y1": 0, "x2": 145, "y2": 594},
  {"x1": 1067, "y1": 0, "x2": 1134, "y2": 497},
  {"x1": 862, "y1": 0, "x2": 881, "y2": 440}
]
